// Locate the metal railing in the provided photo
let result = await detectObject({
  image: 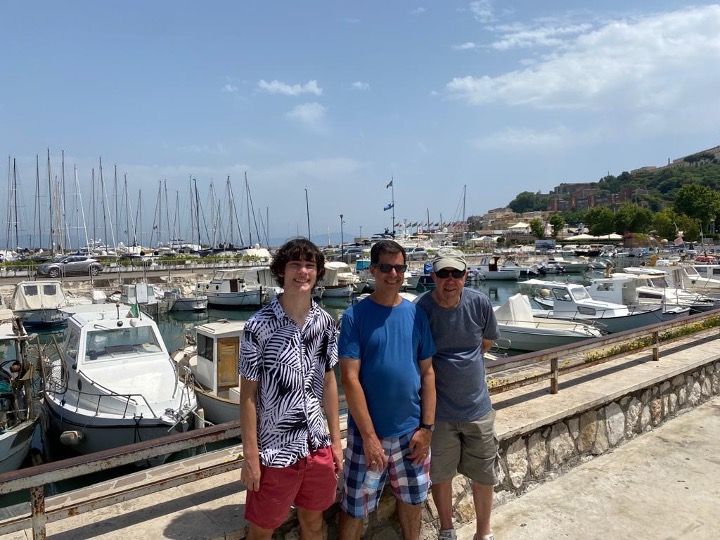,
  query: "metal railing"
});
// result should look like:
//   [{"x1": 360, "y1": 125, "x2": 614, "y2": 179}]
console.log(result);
[
  {"x1": 0, "y1": 421, "x2": 241, "y2": 539},
  {"x1": 487, "y1": 308, "x2": 720, "y2": 395}
]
